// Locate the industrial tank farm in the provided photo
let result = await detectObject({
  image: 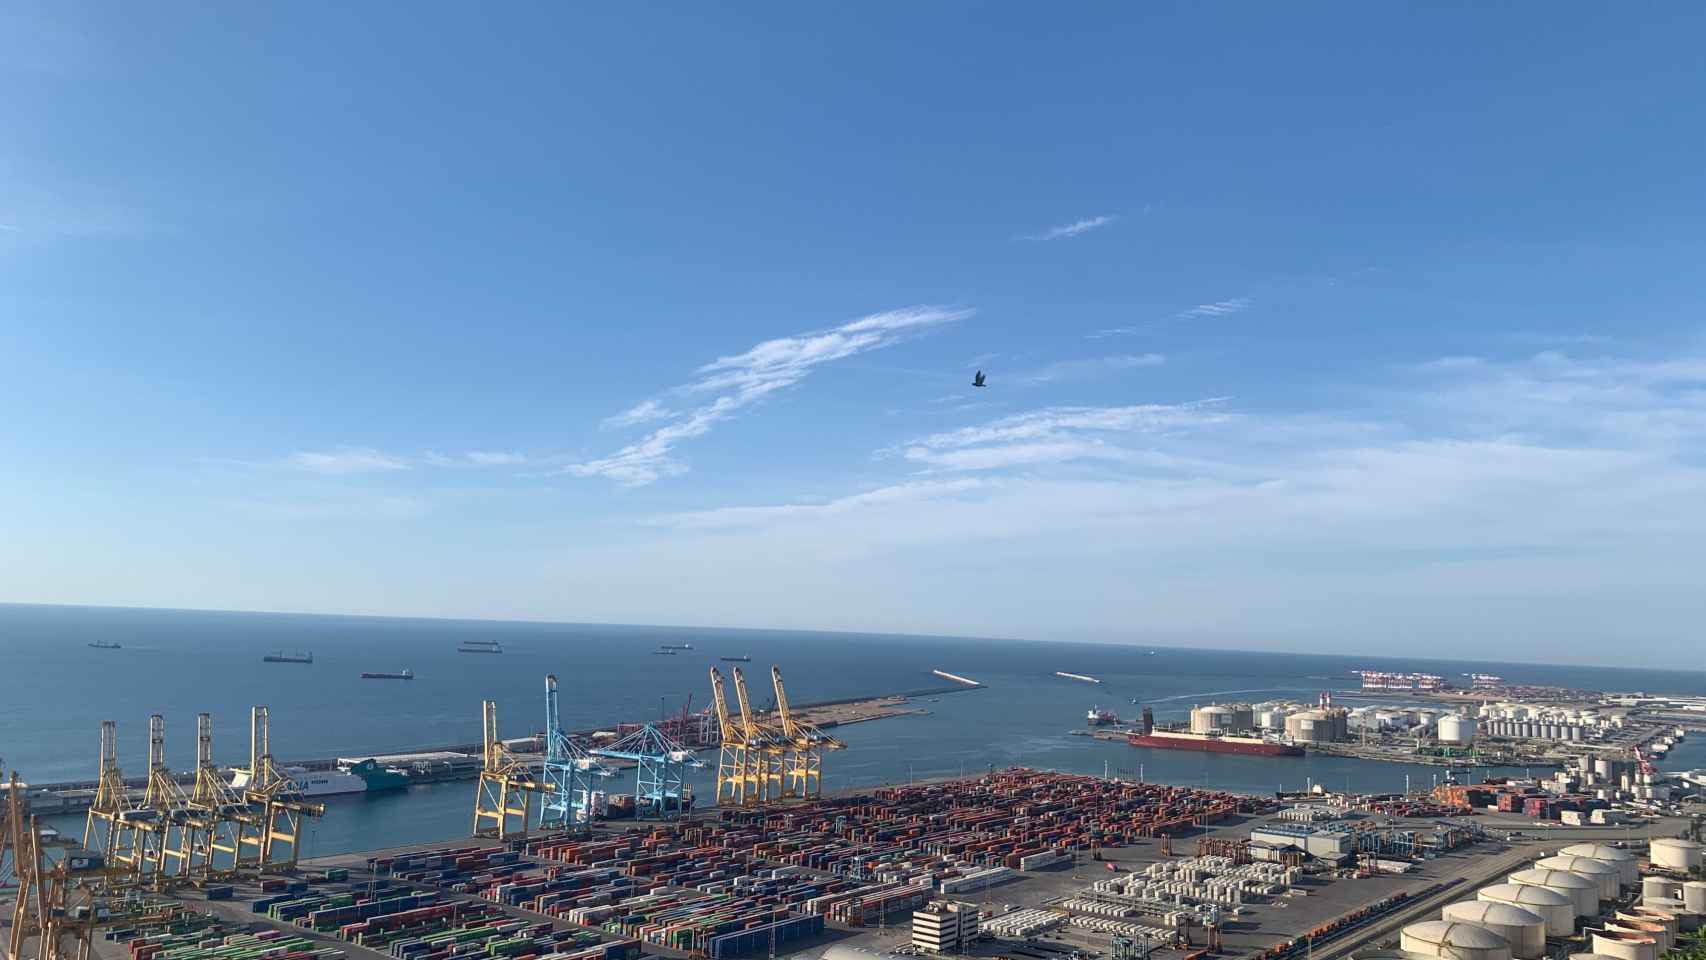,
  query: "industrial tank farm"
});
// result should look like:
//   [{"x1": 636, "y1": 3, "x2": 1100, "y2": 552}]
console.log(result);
[
  {"x1": 1439, "y1": 901, "x2": 1546, "y2": 959},
  {"x1": 1399, "y1": 919, "x2": 1513, "y2": 960}
]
